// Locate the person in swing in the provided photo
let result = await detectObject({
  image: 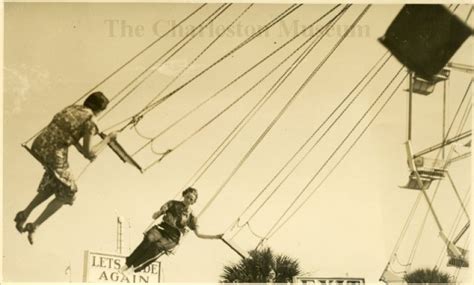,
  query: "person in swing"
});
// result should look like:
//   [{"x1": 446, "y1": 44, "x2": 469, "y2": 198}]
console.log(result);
[
  {"x1": 14, "y1": 91, "x2": 118, "y2": 244},
  {"x1": 122, "y1": 187, "x2": 223, "y2": 273}
]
